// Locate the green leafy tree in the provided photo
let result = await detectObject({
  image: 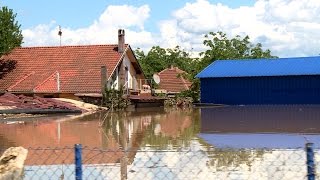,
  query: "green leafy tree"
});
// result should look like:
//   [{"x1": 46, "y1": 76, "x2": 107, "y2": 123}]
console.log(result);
[
  {"x1": 0, "y1": 6, "x2": 22, "y2": 79},
  {"x1": 0, "y1": 59, "x2": 16, "y2": 79},
  {"x1": 183, "y1": 32, "x2": 277, "y2": 102},
  {"x1": 135, "y1": 46, "x2": 167, "y2": 79},
  {"x1": 135, "y1": 46, "x2": 195, "y2": 79},
  {"x1": 135, "y1": 32, "x2": 276, "y2": 103},
  {"x1": 0, "y1": 6, "x2": 23, "y2": 55},
  {"x1": 200, "y1": 31, "x2": 276, "y2": 69}
]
